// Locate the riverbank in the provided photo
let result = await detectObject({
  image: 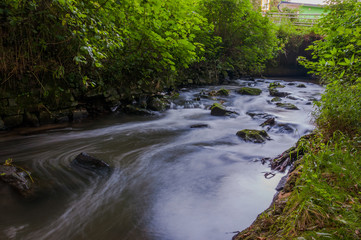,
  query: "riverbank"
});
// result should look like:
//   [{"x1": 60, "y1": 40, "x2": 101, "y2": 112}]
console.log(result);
[{"x1": 233, "y1": 132, "x2": 361, "y2": 240}]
